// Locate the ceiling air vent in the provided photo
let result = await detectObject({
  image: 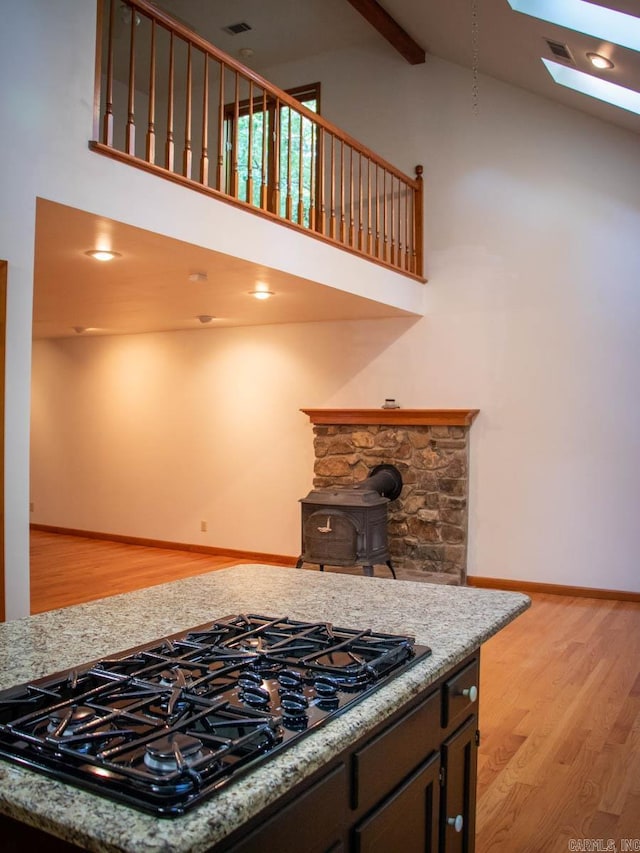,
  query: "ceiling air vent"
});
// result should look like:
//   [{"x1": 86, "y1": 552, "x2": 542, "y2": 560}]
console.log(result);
[
  {"x1": 222, "y1": 21, "x2": 252, "y2": 35},
  {"x1": 544, "y1": 38, "x2": 575, "y2": 64}
]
